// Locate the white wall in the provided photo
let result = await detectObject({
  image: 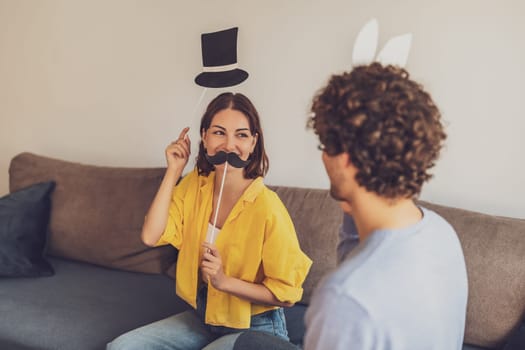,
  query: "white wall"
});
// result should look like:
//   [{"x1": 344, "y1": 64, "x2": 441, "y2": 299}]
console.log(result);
[{"x1": 1, "y1": 0, "x2": 524, "y2": 219}]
